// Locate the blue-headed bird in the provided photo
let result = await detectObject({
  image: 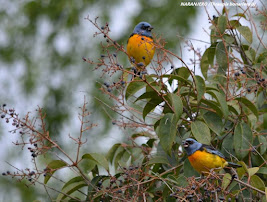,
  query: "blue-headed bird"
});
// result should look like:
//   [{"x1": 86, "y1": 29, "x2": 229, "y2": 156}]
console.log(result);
[
  {"x1": 182, "y1": 138, "x2": 241, "y2": 174},
  {"x1": 127, "y1": 22, "x2": 155, "y2": 71}
]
